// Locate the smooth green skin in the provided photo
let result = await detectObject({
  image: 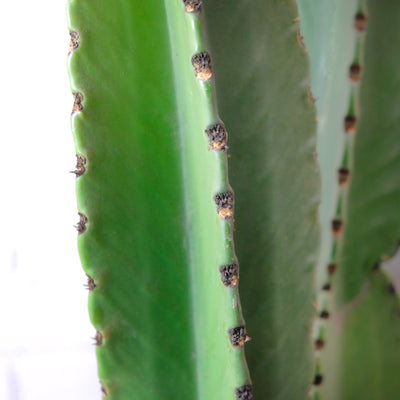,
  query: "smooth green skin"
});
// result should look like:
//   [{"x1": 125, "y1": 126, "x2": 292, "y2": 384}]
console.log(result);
[
  {"x1": 322, "y1": 272, "x2": 400, "y2": 400},
  {"x1": 300, "y1": 0, "x2": 400, "y2": 398},
  {"x1": 297, "y1": 1, "x2": 358, "y2": 396},
  {"x1": 297, "y1": 0, "x2": 358, "y2": 288},
  {"x1": 331, "y1": 1, "x2": 400, "y2": 397},
  {"x1": 67, "y1": 0, "x2": 250, "y2": 398},
  {"x1": 204, "y1": 1, "x2": 320, "y2": 398},
  {"x1": 338, "y1": 0, "x2": 400, "y2": 303}
]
